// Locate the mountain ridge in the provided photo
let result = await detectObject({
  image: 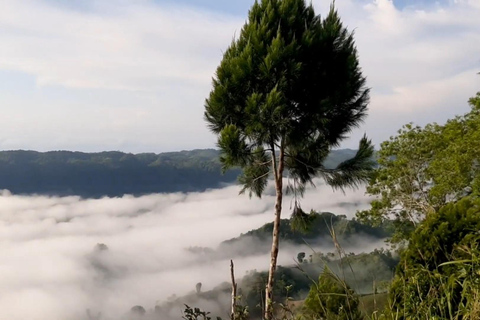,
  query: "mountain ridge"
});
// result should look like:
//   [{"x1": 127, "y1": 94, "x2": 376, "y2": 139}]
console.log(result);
[{"x1": 0, "y1": 148, "x2": 362, "y2": 198}]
